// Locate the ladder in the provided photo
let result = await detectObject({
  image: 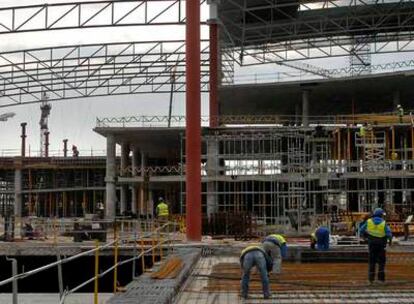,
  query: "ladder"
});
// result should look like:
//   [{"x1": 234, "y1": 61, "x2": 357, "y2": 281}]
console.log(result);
[{"x1": 363, "y1": 130, "x2": 385, "y2": 171}]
